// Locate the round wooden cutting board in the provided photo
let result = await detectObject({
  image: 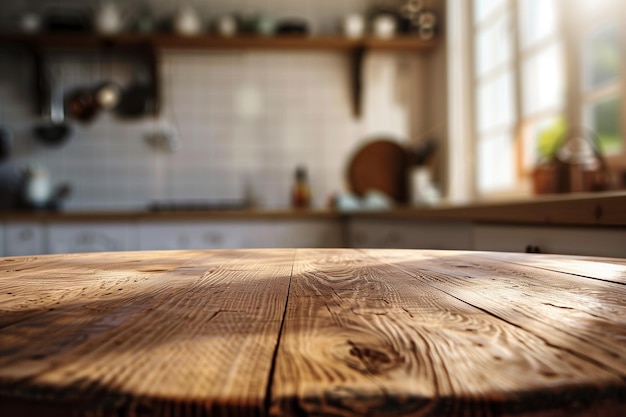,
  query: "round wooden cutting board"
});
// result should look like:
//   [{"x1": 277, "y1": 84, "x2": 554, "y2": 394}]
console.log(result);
[{"x1": 347, "y1": 139, "x2": 409, "y2": 204}]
